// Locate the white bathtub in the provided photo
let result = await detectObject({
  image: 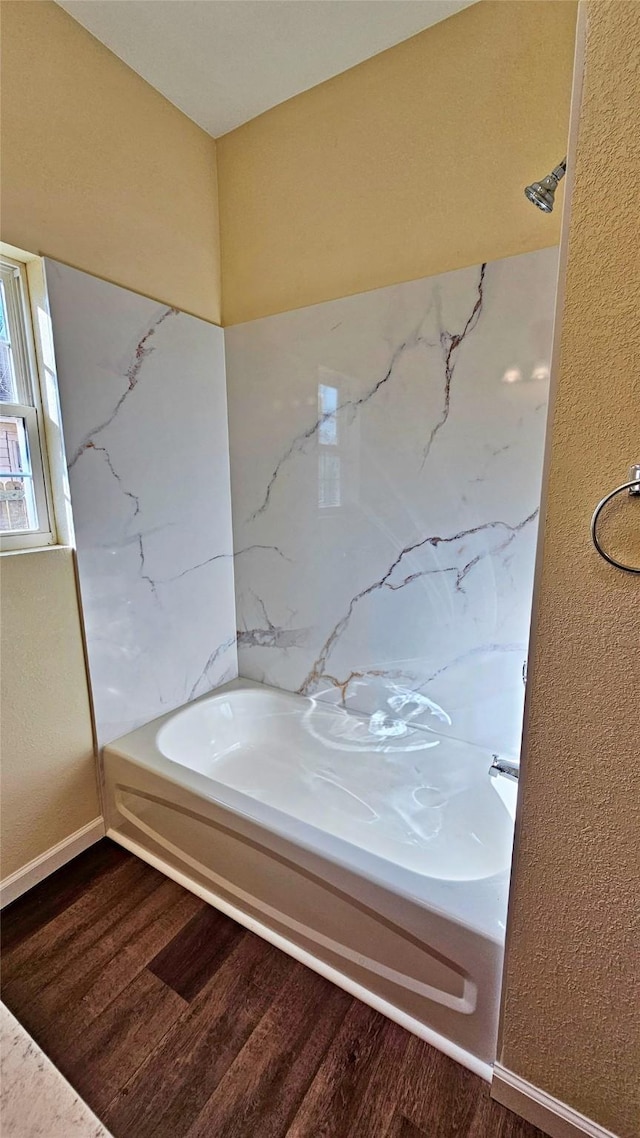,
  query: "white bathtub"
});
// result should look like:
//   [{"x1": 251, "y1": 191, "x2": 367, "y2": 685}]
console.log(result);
[{"x1": 103, "y1": 678, "x2": 517, "y2": 1078}]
